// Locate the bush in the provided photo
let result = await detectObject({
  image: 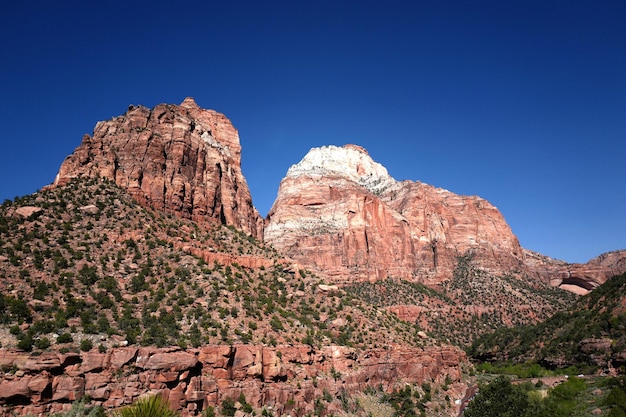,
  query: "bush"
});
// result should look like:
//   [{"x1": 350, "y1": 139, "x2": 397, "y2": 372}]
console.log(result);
[
  {"x1": 57, "y1": 333, "x2": 73, "y2": 343},
  {"x1": 464, "y1": 376, "x2": 542, "y2": 417},
  {"x1": 17, "y1": 334, "x2": 34, "y2": 351},
  {"x1": 80, "y1": 339, "x2": 93, "y2": 352},
  {"x1": 201, "y1": 406, "x2": 215, "y2": 417},
  {"x1": 34, "y1": 337, "x2": 51, "y2": 349},
  {"x1": 221, "y1": 397, "x2": 236, "y2": 417},
  {"x1": 50, "y1": 398, "x2": 107, "y2": 417}
]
